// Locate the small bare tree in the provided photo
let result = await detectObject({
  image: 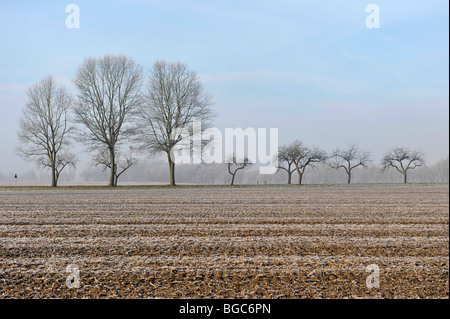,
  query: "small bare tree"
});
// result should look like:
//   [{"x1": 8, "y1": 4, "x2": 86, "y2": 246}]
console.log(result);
[
  {"x1": 227, "y1": 156, "x2": 252, "y2": 186},
  {"x1": 288, "y1": 140, "x2": 327, "y2": 185},
  {"x1": 16, "y1": 76, "x2": 76, "y2": 187},
  {"x1": 93, "y1": 147, "x2": 137, "y2": 186},
  {"x1": 328, "y1": 145, "x2": 370, "y2": 184},
  {"x1": 381, "y1": 147, "x2": 425, "y2": 183},
  {"x1": 38, "y1": 151, "x2": 77, "y2": 184},
  {"x1": 277, "y1": 144, "x2": 297, "y2": 184},
  {"x1": 73, "y1": 54, "x2": 143, "y2": 186},
  {"x1": 135, "y1": 60, "x2": 214, "y2": 186}
]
